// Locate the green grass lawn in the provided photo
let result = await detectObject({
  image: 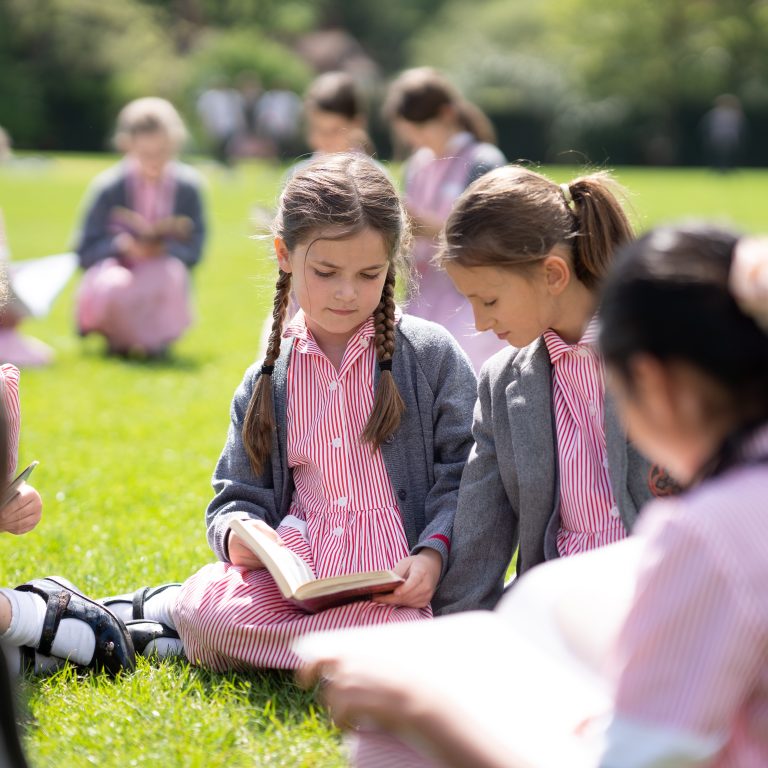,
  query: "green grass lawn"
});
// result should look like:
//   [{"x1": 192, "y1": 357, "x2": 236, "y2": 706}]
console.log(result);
[{"x1": 0, "y1": 155, "x2": 765, "y2": 766}]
